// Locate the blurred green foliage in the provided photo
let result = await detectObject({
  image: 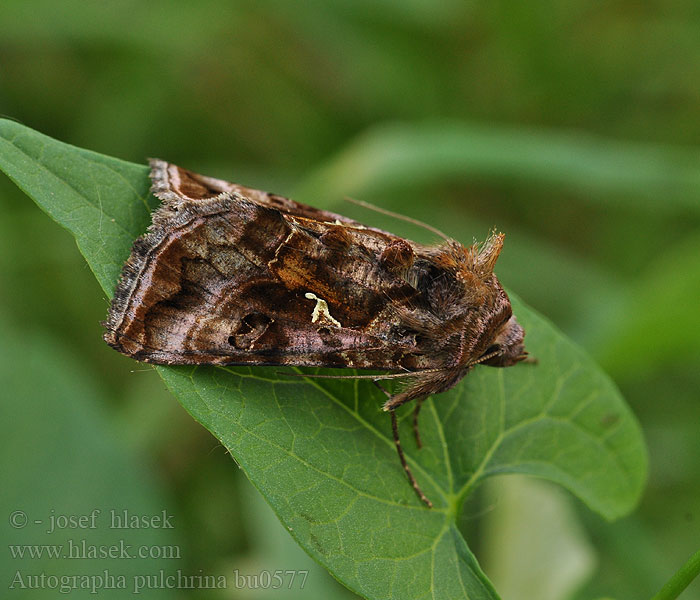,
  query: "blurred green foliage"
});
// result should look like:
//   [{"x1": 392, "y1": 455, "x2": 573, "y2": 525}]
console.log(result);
[
  {"x1": 0, "y1": 118, "x2": 648, "y2": 599},
  {"x1": 1, "y1": 1, "x2": 698, "y2": 599}
]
